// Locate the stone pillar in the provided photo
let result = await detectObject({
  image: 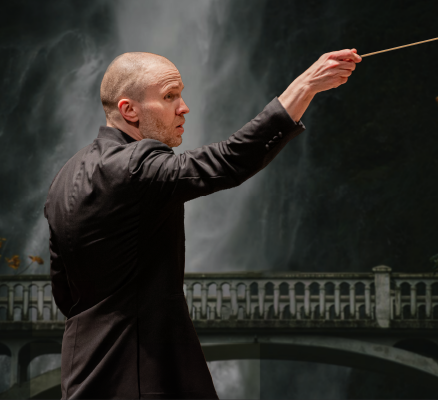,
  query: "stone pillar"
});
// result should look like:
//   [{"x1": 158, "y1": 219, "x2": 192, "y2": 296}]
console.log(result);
[
  {"x1": 273, "y1": 283, "x2": 280, "y2": 318},
  {"x1": 8, "y1": 341, "x2": 21, "y2": 388},
  {"x1": 373, "y1": 265, "x2": 392, "y2": 328},
  {"x1": 289, "y1": 284, "x2": 296, "y2": 318},
  {"x1": 186, "y1": 285, "x2": 193, "y2": 318},
  {"x1": 37, "y1": 285, "x2": 44, "y2": 320},
  {"x1": 258, "y1": 285, "x2": 265, "y2": 319},
  {"x1": 245, "y1": 284, "x2": 251, "y2": 319},
  {"x1": 7, "y1": 284, "x2": 14, "y2": 321},
  {"x1": 216, "y1": 285, "x2": 222, "y2": 319},
  {"x1": 201, "y1": 282, "x2": 208, "y2": 319},
  {"x1": 319, "y1": 284, "x2": 326, "y2": 319},
  {"x1": 230, "y1": 282, "x2": 238, "y2": 318},
  {"x1": 349, "y1": 284, "x2": 356, "y2": 318},
  {"x1": 365, "y1": 283, "x2": 371, "y2": 317},
  {"x1": 23, "y1": 285, "x2": 29, "y2": 321},
  {"x1": 334, "y1": 283, "x2": 340, "y2": 318},
  {"x1": 304, "y1": 284, "x2": 310, "y2": 318}
]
